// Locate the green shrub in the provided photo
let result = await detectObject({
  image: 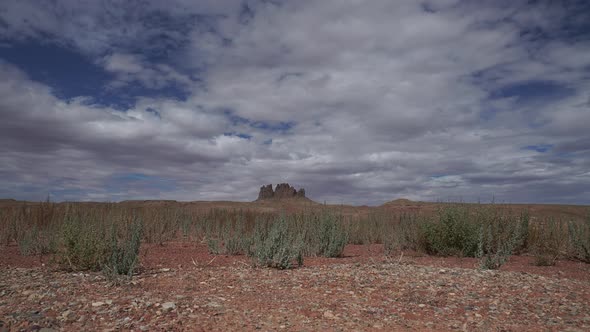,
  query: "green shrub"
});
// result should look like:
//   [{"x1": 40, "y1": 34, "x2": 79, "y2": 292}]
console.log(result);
[
  {"x1": 142, "y1": 207, "x2": 179, "y2": 245},
  {"x1": 251, "y1": 216, "x2": 303, "y2": 269},
  {"x1": 568, "y1": 215, "x2": 590, "y2": 263},
  {"x1": 59, "y1": 212, "x2": 110, "y2": 271},
  {"x1": 58, "y1": 209, "x2": 142, "y2": 275},
  {"x1": 412, "y1": 204, "x2": 528, "y2": 267},
  {"x1": 207, "y1": 238, "x2": 220, "y2": 254},
  {"x1": 477, "y1": 211, "x2": 527, "y2": 270},
  {"x1": 347, "y1": 211, "x2": 389, "y2": 245},
  {"x1": 384, "y1": 213, "x2": 424, "y2": 255},
  {"x1": 477, "y1": 225, "x2": 514, "y2": 270},
  {"x1": 103, "y1": 219, "x2": 143, "y2": 277},
  {"x1": 17, "y1": 224, "x2": 58, "y2": 256},
  {"x1": 421, "y1": 205, "x2": 480, "y2": 257},
  {"x1": 529, "y1": 218, "x2": 565, "y2": 266},
  {"x1": 205, "y1": 215, "x2": 252, "y2": 256},
  {"x1": 317, "y1": 214, "x2": 348, "y2": 257}
]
